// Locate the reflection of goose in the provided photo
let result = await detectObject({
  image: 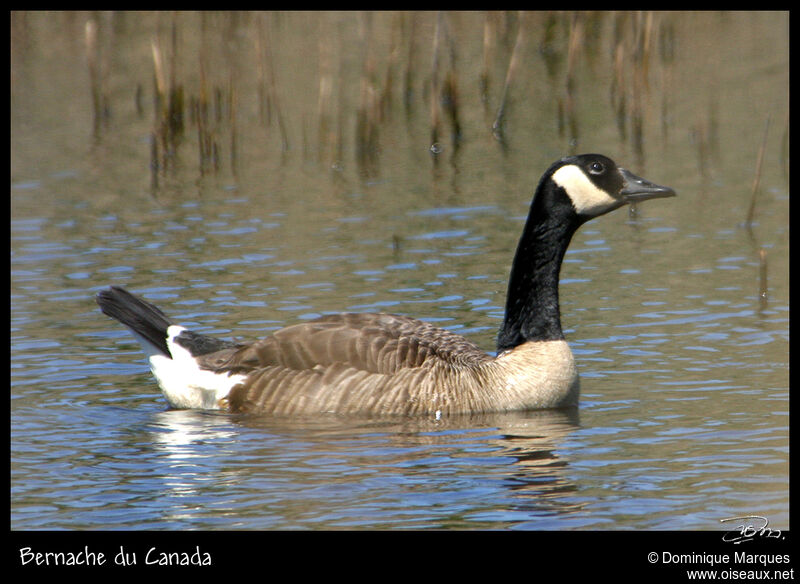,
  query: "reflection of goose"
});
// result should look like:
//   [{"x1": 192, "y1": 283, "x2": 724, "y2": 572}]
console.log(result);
[
  {"x1": 456, "y1": 410, "x2": 585, "y2": 517},
  {"x1": 148, "y1": 410, "x2": 237, "y2": 453},
  {"x1": 143, "y1": 410, "x2": 243, "y2": 519},
  {"x1": 97, "y1": 154, "x2": 674, "y2": 416},
  {"x1": 235, "y1": 408, "x2": 585, "y2": 519}
]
